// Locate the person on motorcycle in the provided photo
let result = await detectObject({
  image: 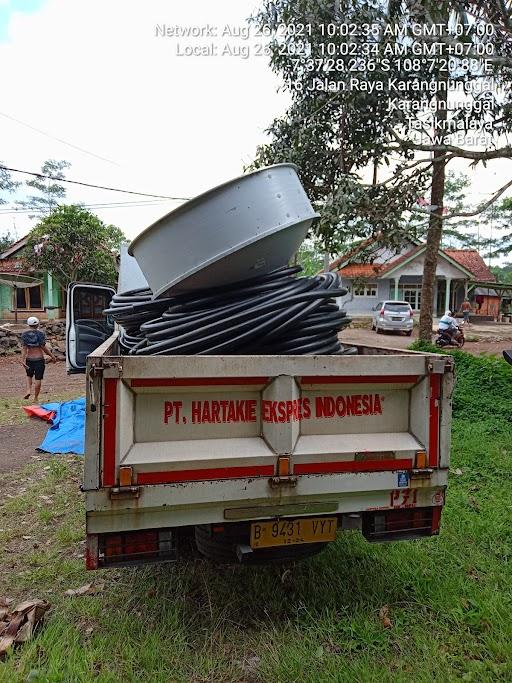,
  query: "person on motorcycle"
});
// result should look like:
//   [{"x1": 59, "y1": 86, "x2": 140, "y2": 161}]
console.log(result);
[{"x1": 438, "y1": 310, "x2": 460, "y2": 345}]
